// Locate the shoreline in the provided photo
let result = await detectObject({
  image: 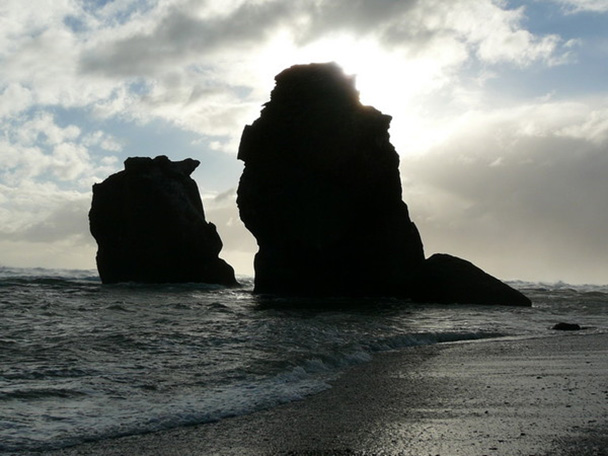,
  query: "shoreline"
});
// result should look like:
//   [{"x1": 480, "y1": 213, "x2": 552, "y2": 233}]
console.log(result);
[{"x1": 48, "y1": 332, "x2": 608, "y2": 456}]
